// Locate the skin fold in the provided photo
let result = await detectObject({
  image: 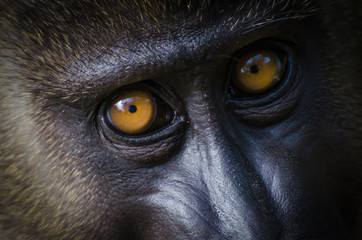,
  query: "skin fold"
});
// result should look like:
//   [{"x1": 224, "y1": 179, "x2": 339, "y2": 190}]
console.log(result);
[{"x1": 0, "y1": 0, "x2": 361, "y2": 239}]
